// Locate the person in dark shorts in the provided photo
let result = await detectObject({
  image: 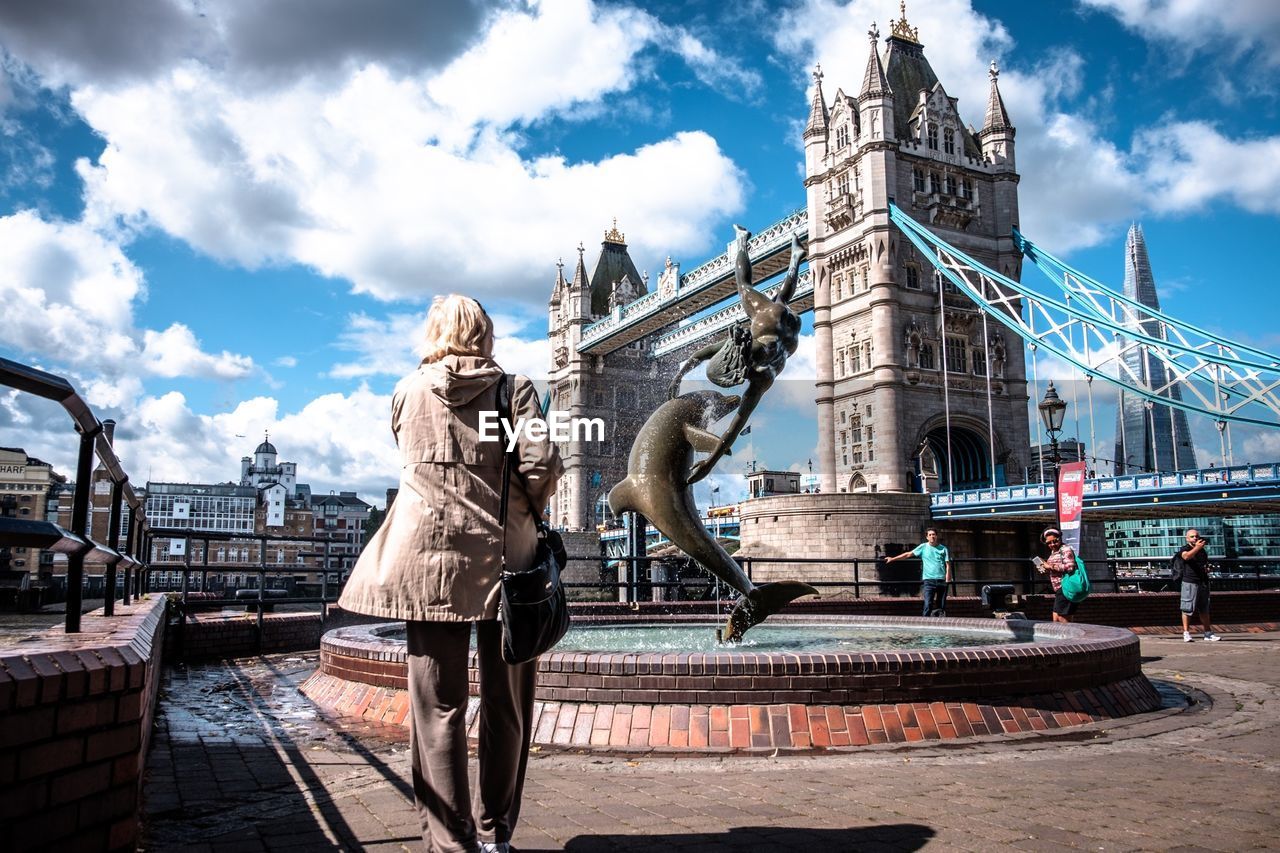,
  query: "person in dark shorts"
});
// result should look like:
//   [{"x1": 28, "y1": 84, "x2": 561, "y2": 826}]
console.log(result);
[
  {"x1": 1173, "y1": 528, "x2": 1220, "y2": 642},
  {"x1": 1036, "y1": 528, "x2": 1079, "y2": 623}
]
